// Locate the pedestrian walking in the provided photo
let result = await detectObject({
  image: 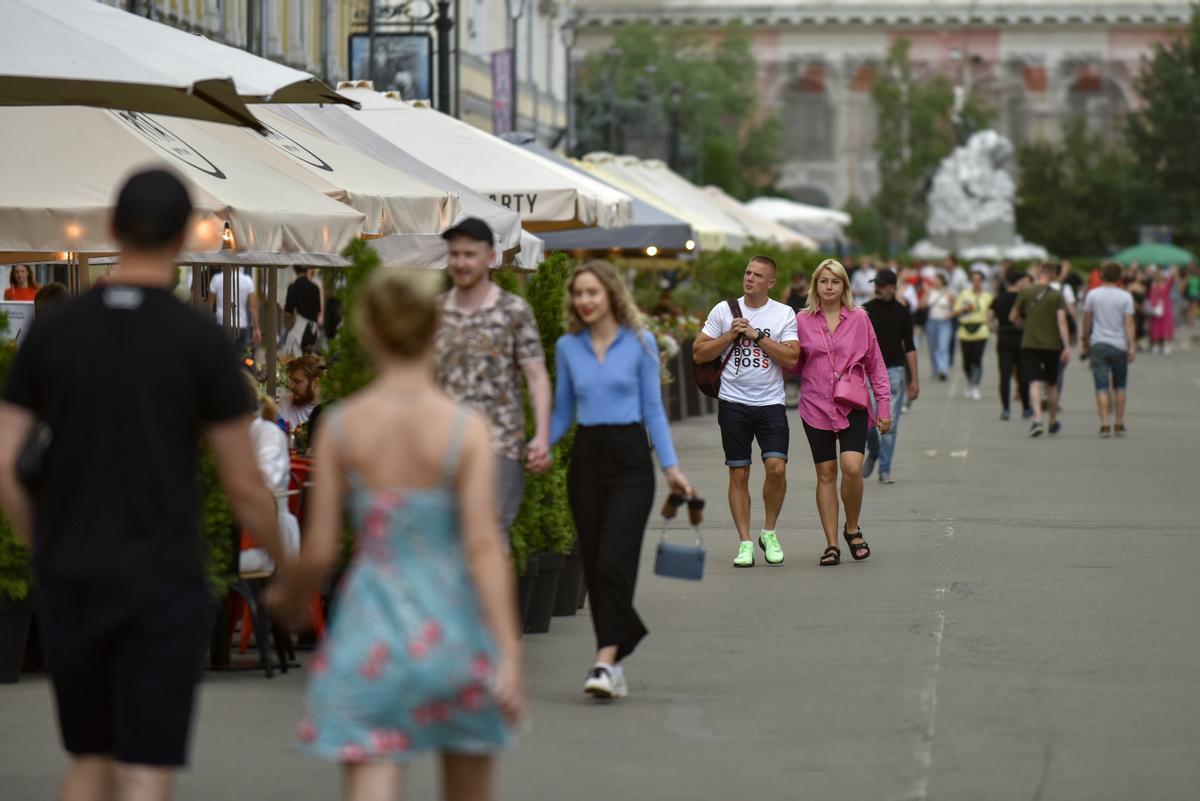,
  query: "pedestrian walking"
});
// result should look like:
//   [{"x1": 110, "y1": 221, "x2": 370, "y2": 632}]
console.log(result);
[
  {"x1": 692, "y1": 256, "x2": 800, "y2": 567},
  {"x1": 953, "y1": 270, "x2": 993, "y2": 400},
  {"x1": 1011, "y1": 262, "x2": 1072, "y2": 437},
  {"x1": 208, "y1": 266, "x2": 261, "y2": 356},
  {"x1": 793, "y1": 259, "x2": 891, "y2": 566},
  {"x1": 1147, "y1": 267, "x2": 1176, "y2": 354},
  {"x1": 989, "y1": 269, "x2": 1033, "y2": 420},
  {"x1": 0, "y1": 169, "x2": 287, "y2": 801},
  {"x1": 282, "y1": 265, "x2": 323, "y2": 357},
  {"x1": 862, "y1": 268, "x2": 918, "y2": 484},
  {"x1": 1081, "y1": 261, "x2": 1137, "y2": 437},
  {"x1": 268, "y1": 268, "x2": 523, "y2": 801},
  {"x1": 783, "y1": 270, "x2": 810, "y2": 312},
  {"x1": 432, "y1": 218, "x2": 552, "y2": 541},
  {"x1": 550, "y1": 260, "x2": 692, "y2": 699},
  {"x1": 921, "y1": 271, "x2": 955, "y2": 380}
]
